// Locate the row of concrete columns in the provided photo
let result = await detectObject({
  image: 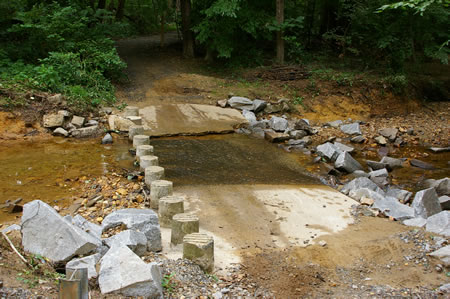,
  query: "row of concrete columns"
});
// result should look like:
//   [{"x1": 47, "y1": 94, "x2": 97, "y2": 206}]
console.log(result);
[{"x1": 130, "y1": 127, "x2": 214, "y2": 273}]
